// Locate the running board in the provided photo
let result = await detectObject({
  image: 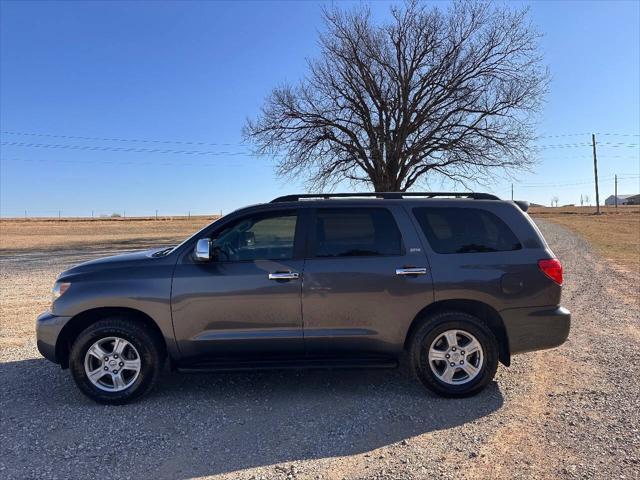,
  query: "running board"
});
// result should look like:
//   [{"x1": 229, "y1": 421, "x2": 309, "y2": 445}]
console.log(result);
[{"x1": 176, "y1": 356, "x2": 398, "y2": 373}]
